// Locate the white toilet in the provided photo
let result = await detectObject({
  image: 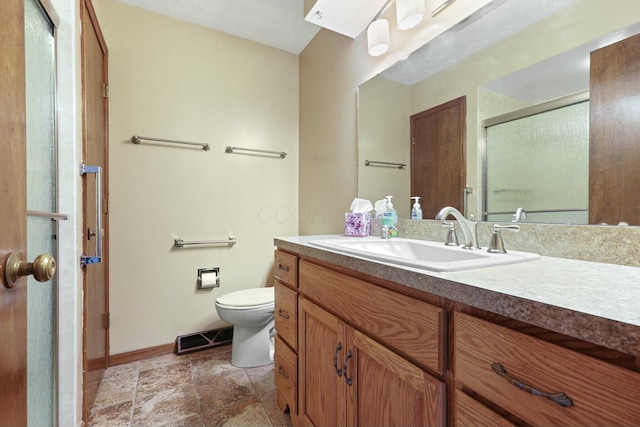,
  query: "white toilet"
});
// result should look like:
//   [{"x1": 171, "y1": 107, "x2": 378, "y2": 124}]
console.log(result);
[{"x1": 214, "y1": 287, "x2": 275, "y2": 368}]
